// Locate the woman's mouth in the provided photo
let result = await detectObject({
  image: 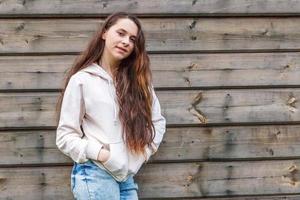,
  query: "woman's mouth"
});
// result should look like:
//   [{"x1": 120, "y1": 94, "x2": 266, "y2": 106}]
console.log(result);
[{"x1": 116, "y1": 47, "x2": 127, "y2": 53}]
